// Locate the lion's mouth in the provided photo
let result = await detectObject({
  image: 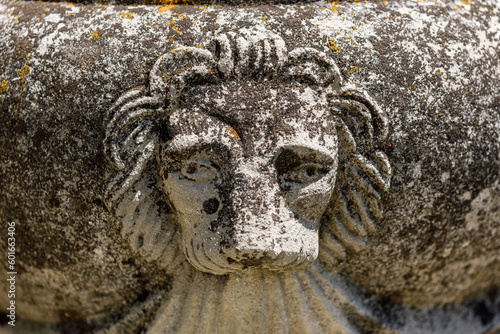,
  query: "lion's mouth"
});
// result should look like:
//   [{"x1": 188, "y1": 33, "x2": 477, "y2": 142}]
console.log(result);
[{"x1": 184, "y1": 237, "x2": 317, "y2": 275}]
